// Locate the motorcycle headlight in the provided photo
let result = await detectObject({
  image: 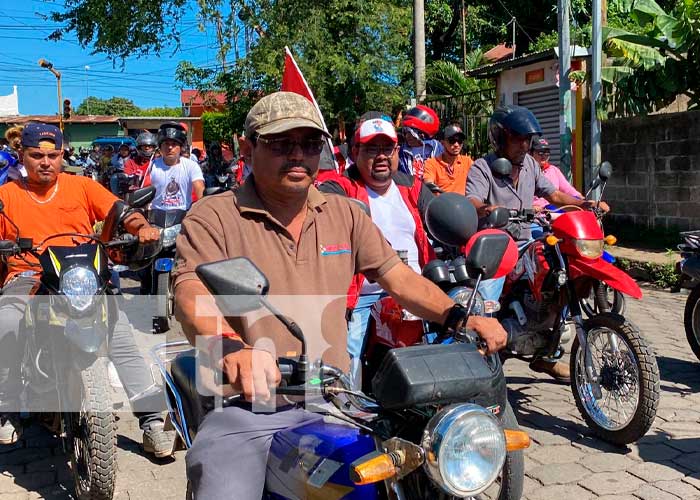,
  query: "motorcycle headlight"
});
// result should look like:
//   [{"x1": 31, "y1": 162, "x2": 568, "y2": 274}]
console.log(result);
[
  {"x1": 574, "y1": 239, "x2": 604, "y2": 259},
  {"x1": 59, "y1": 267, "x2": 99, "y2": 312},
  {"x1": 447, "y1": 286, "x2": 486, "y2": 316},
  {"x1": 161, "y1": 224, "x2": 182, "y2": 247},
  {"x1": 422, "y1": 404, "x2": 506, "y2": 497}
]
